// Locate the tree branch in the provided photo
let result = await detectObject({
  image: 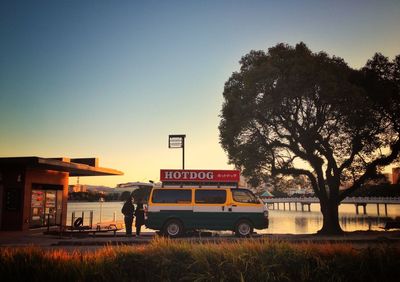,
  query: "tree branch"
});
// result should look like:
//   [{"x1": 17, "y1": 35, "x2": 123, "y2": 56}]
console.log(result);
[
  {"x1": 340, "y1": 138, "x2": 400, "y2": 200},
  {"x1": 271, "y1": 166, "x2": 321, "y2": 198},
  {"x1": 338, "y1": 136, "x2": 362, "y2": 173}
]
